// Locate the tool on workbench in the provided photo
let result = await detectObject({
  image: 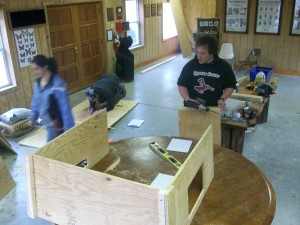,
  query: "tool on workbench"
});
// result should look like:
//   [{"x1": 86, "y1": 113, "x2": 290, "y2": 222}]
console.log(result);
[
  {"x1": 184, "y1": 98, "x2": 219, "y2": 114},
  {"x1": 149, "y1": 142, "x2": 182, "y2": 169},
  {"x1": 254, "y1": 82, "x2": 276, "y2": 97}
]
